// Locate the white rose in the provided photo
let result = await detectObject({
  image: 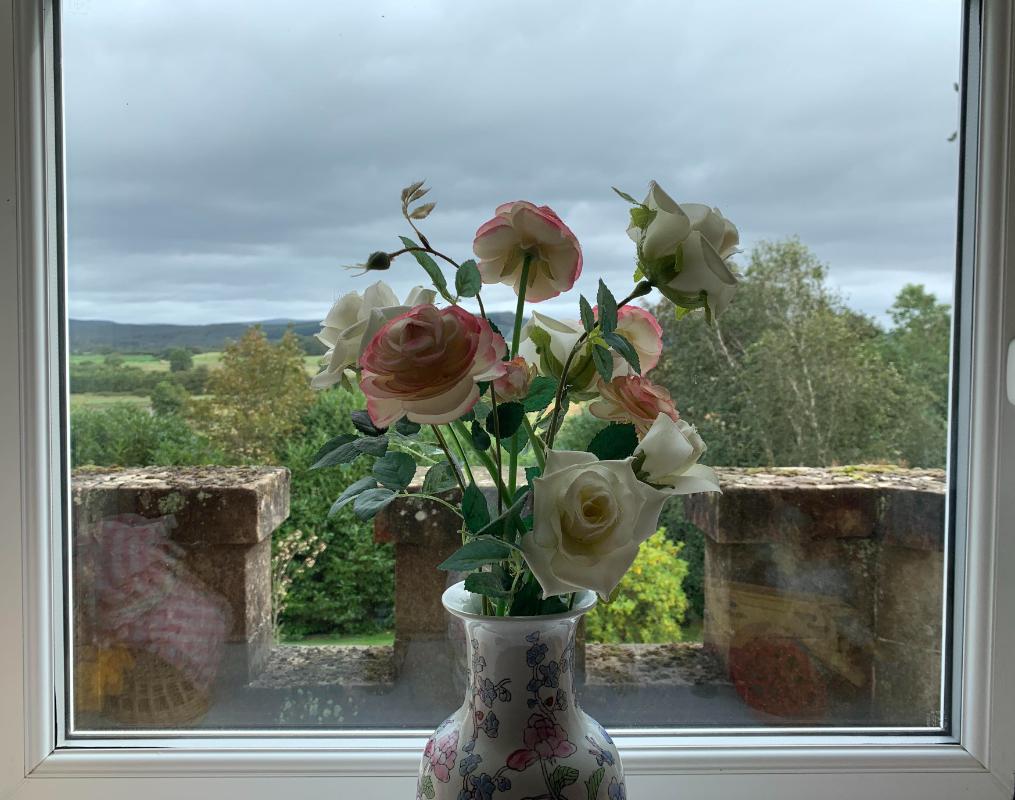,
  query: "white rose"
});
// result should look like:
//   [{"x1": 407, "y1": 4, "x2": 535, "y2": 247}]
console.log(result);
[
  {"x1": 634, "y1": 413, "x2": 721, "y2": 494},
  {"x1": 311, "y1": 281, "x2": 436, "y2": 390},
  {"x1": 627, "y1": 181, "x2": 739, "y2": 319},
  {"x1": 524, "y1": 450, "x2": 670, "y2": 600},
  {"x1": 518, "y1": 311, "x2": 599, "y2": 395}
]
